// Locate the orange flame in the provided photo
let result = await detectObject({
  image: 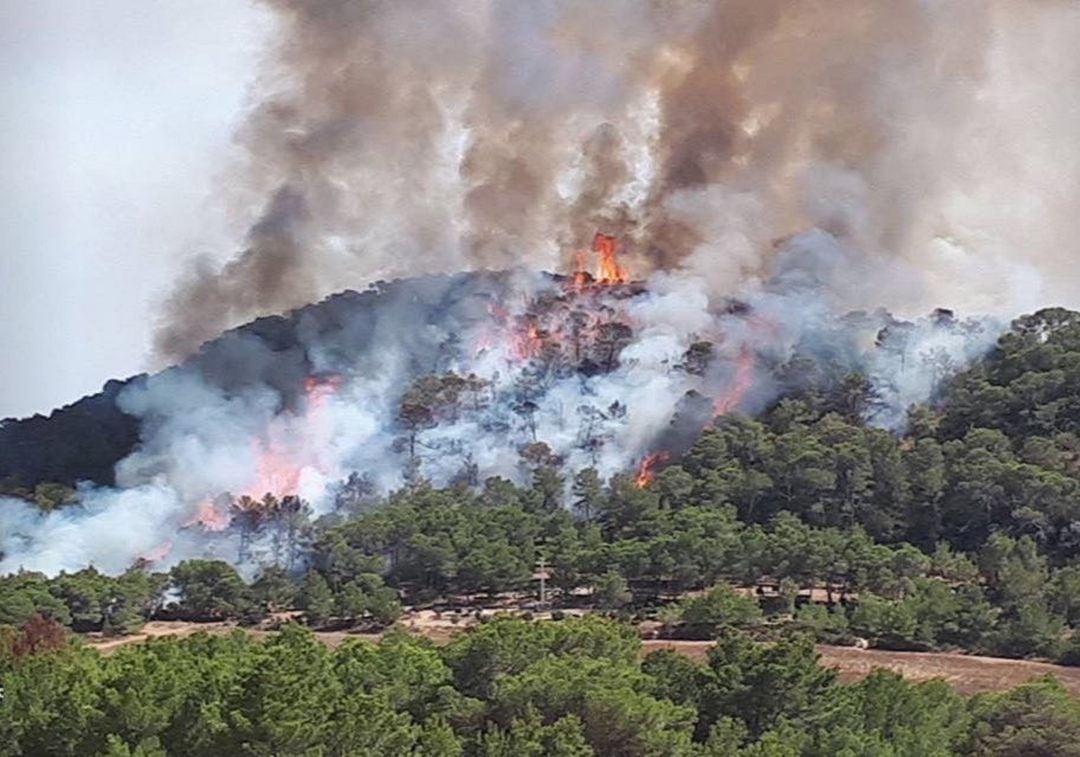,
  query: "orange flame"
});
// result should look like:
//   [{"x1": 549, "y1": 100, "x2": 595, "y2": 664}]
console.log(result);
[
  {"x1": 304, "y1": 373, "x2": 344, "y2": 399},
  {"x1": 635, "y1": 451, "x2": 670, "y2": 488},
  {"x1": 247, "y1": 441, "x2": 303, "y2": 498},
  {"x1": 185, "y1": 501, "x2": 230, "y2": 531},
  {"x1": 572, "y1": 250, "x2": 592, "y2": 291},
  {"x1": 138, "y1": 540, "x2": 173, "y2": 563},
  {"x1": 714, "y1": 346, "x2": 755, "y2": 416},
  {"x1": 511, "y1": 322, "x2": 544, "y2": 361},
  {"x1": 188, "y1": 372, "x2": 341, "y2": 528},
  {"x1": 593, "y1": 232, "x2": 629, "y2": 284},
  {"x1": 243, "y1": 373, "x2": 344, "y2": 498}
]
